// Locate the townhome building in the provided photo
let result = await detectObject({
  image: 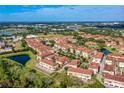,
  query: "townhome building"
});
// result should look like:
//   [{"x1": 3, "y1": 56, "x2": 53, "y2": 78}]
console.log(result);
[
  {"x1": 106, "y1": 54, "x2": 124, "y2": 67},
  {"x1": 0, "y1": 42, "x2": 5, "y2": 49},
  {"x1": 103, "y1": 65, "x2": 115, "y2": 75},
  {"x1": 89, "y1": 62, "x2": 99, "y2": 74},
  {"x1": 37, "y1": 51, "x2": 54, "y2": 60},
  {"x1": 68, "y1": 59, "x2": 80, "y2": 68},
  {"x1": 45, "y1": 53, "x2": 58, "y2": 60},
  {"x1": 56, "y1": 56, "x2": 68, "y2": 66},
  {"x1": 103, "y1": 73, "x2": 124, "y2": 88},
  {"x1": 37, "y1": 58, "x2": 57, "y2": 73},
  {"x1": 67, "y1": 67, "x2": 93, "y2": 82},
  {"x1": 92, "y1": 52, "x2": 103, "y2": 63}
]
